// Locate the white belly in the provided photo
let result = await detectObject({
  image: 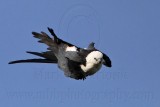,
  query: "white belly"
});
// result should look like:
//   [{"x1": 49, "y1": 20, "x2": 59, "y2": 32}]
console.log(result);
[{"x1": 80, "y1": 63, "x2": 102, "y2": 76}]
